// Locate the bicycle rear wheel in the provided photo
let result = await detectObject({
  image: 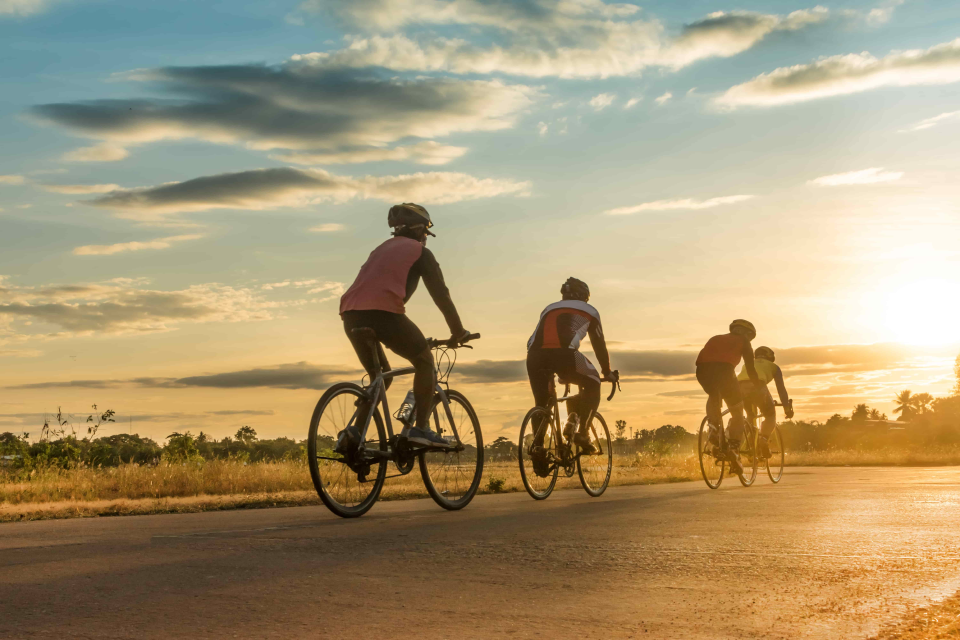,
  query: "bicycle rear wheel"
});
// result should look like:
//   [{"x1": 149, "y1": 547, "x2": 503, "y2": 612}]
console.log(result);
[
  {"x1": 308, "y1": 382, "x2": 387, "y2": 518},
  {"x1": 419, "y1": 390, "x2": 484, "y2": 510},
  {"x1": 738, "y1": 424, "x2": 759, "y2": 487},
  {"x1": 518, "y1": 407, "x2": 559, "y2": 500},
  {"x1": 698, "y1": 417, "x2": 725, "y2": 489},
  {"x1": 766, "y1": 425, "x2": 784, "y2": 483},
  {"x1": 578, "y1": 412, "x2": 612, "y2": 497}
]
